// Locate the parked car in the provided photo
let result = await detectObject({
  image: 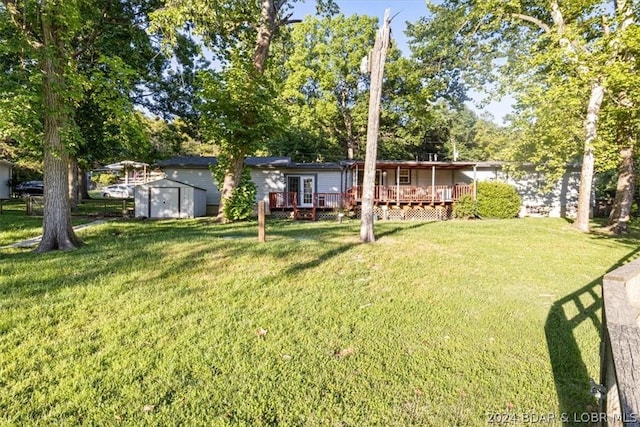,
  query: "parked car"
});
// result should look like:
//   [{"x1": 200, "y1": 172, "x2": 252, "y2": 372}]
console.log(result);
[
  {"x1": 14, "y1": 180, "x2": 44, "y2": 197},
  {"x1": 102, "y1": 184, "x2": 134, "y2": 198}
]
